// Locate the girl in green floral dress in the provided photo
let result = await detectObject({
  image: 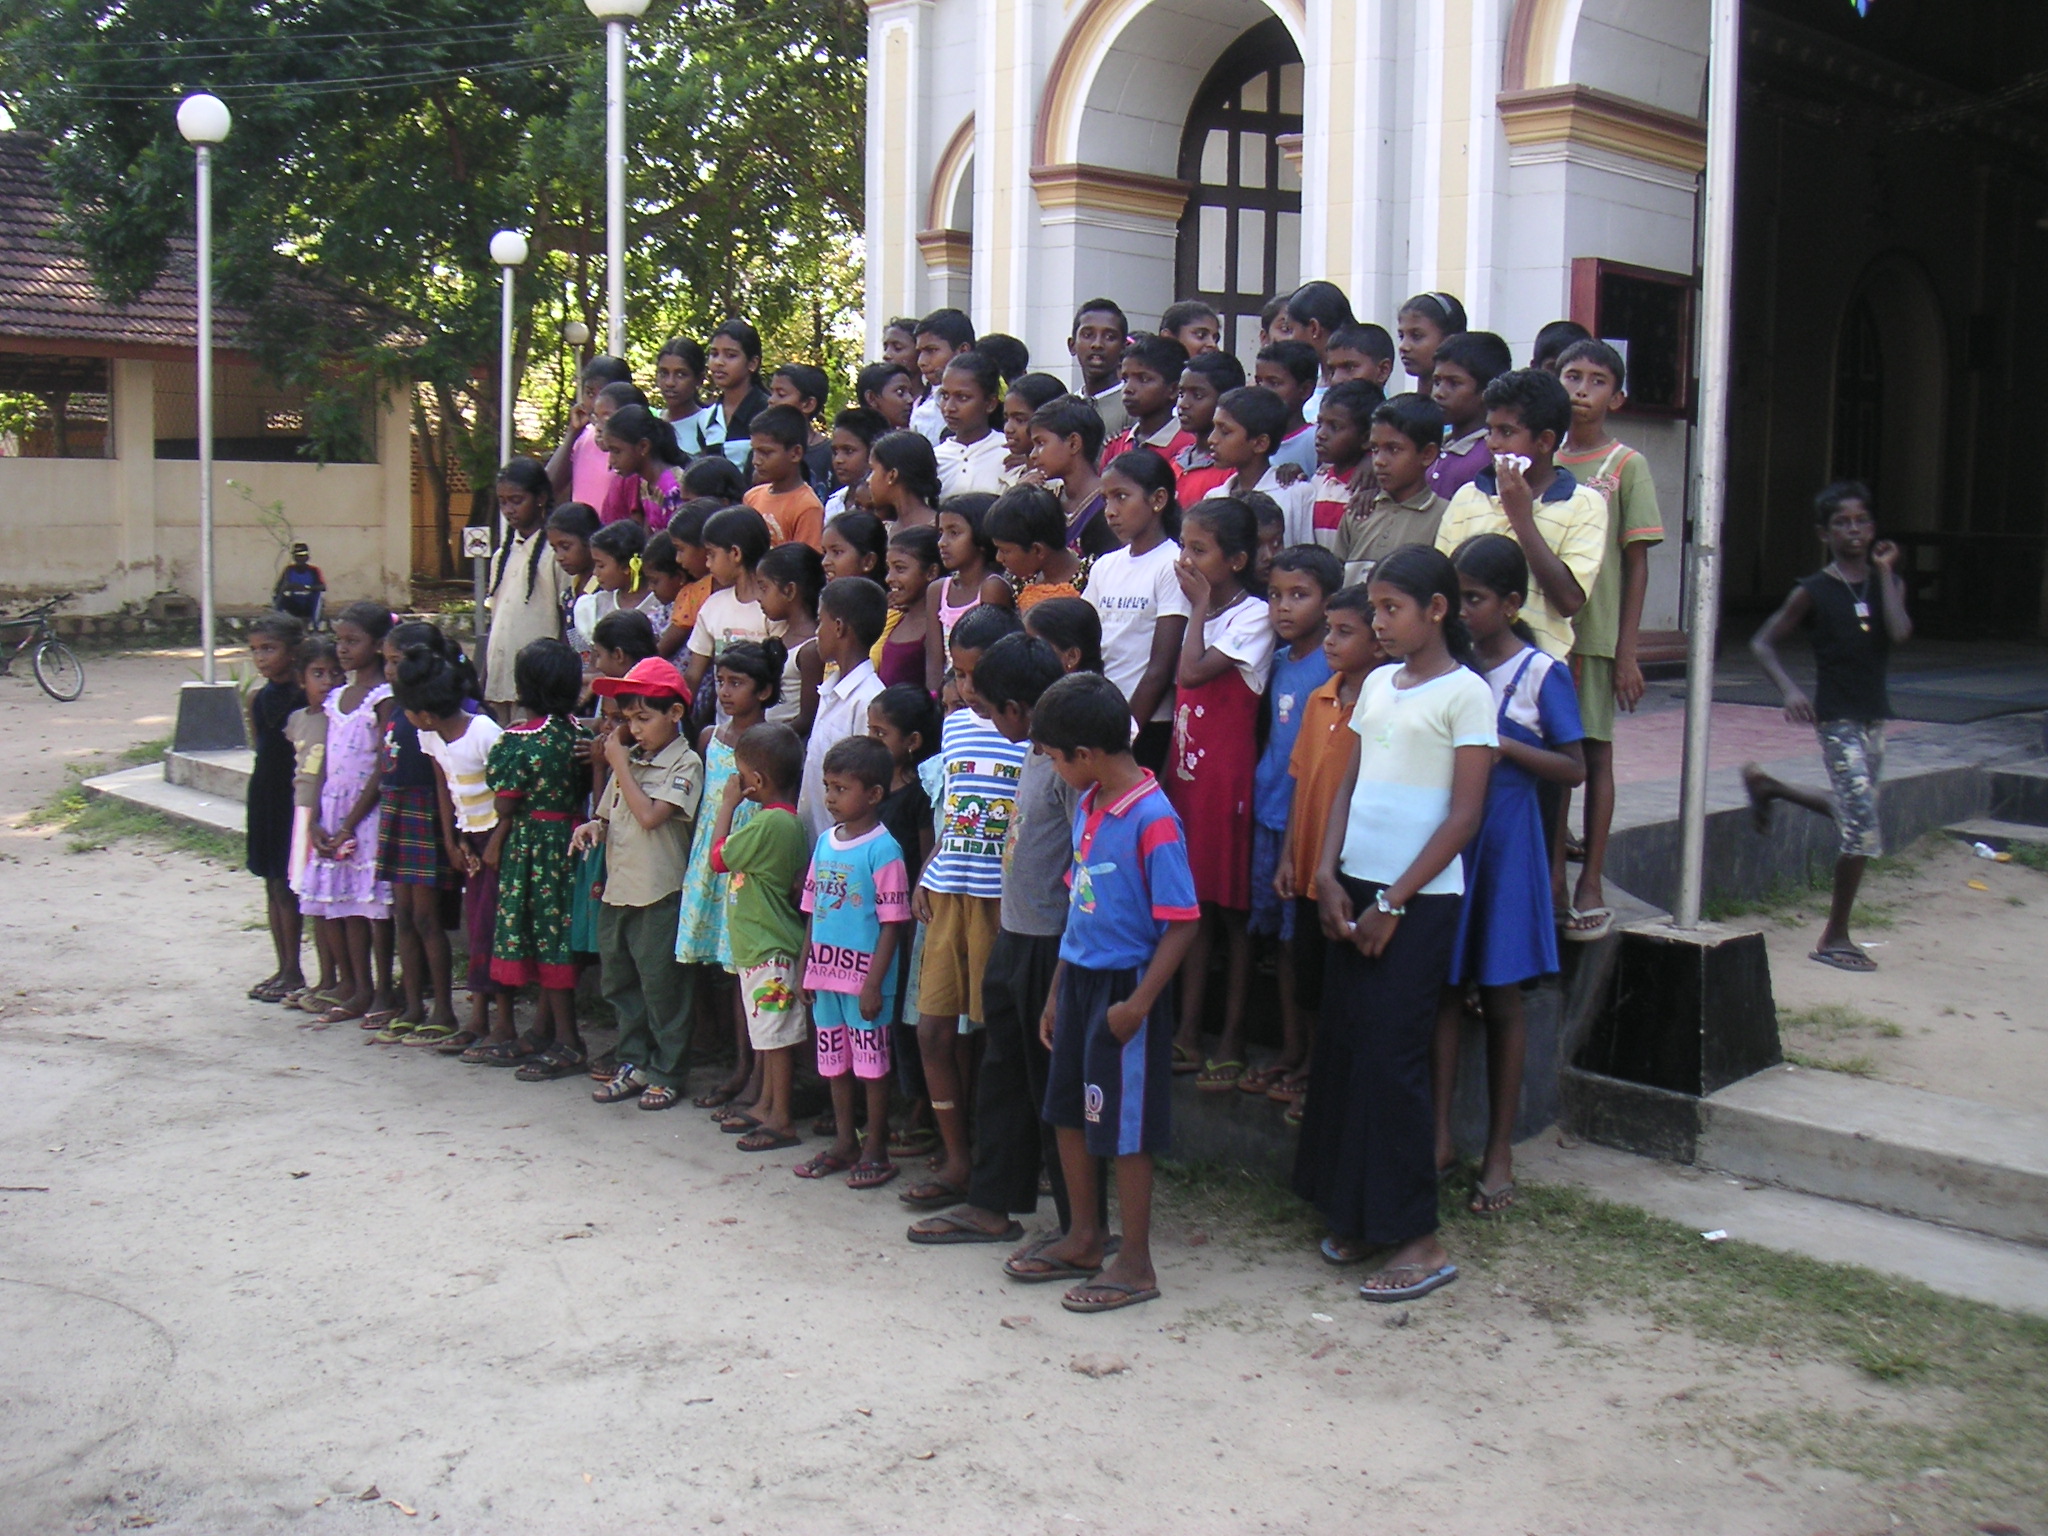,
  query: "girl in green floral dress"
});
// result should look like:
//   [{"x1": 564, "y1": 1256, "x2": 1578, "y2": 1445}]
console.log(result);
[{"x1": 473, "y1": 638, "x2": 588, "y2": 1077}]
